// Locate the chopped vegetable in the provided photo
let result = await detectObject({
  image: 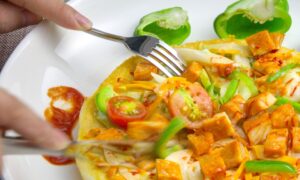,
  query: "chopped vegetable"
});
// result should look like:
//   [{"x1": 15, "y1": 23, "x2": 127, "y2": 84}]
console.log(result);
[
  {"x1": 96, "y1": 85, "x2": 116, "y2": 114},
  {"x1": 275, "y1": 97, "x2": 300, "y2": 112},
  {"x1": 229, "y1": 70, "x2": 258, "y2": 97},
  {"x1": 214, "y1": 0, "x2": 292, "y2": 39},
  {"x1": 245, "y1": 160, "x2": 297, "y2": 174},
  {"x1": 198, "y1": 68, "x2": 211, "y2": 90},
  {"x1": 267, "y1": 63, "x2": 298, "y2": 83},
  {"x1": 154, "y1": 117, "x2": 186, "y2": 158},
  {"x1": 135, "y1": 7, "x2": 191, "y2": 45},
  {"x1": 220, "y1": 79, "x2": 239, "y2": 104},
  {"x1": 107, "y1": 96, "x2": 147, "y2": 128}
]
